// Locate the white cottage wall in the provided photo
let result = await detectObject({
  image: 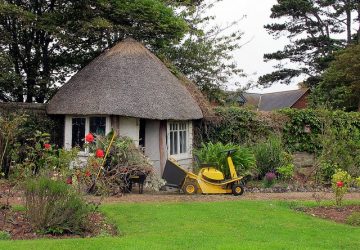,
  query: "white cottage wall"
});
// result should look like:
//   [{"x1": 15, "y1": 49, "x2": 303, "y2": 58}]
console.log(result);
[
  {"x1": 144, "y1": 120, "x2": 161, "y2": 173},
  {"x1": 119, "y1": 117, "x2": 140, "y2": 147}
]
